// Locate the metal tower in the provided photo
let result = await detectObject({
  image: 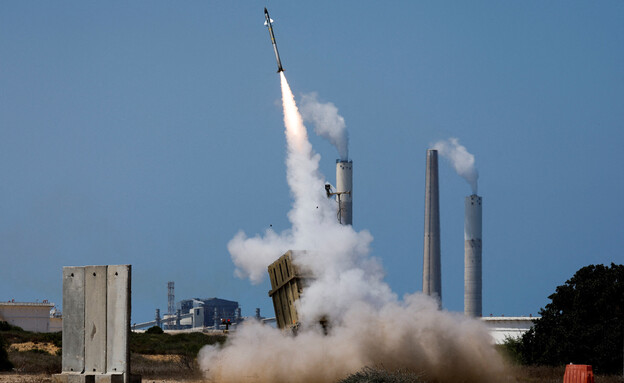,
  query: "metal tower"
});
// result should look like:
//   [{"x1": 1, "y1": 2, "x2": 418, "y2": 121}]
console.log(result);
[{"x1": 167, "y1": 281, "x2": 175, "y2": 315}]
